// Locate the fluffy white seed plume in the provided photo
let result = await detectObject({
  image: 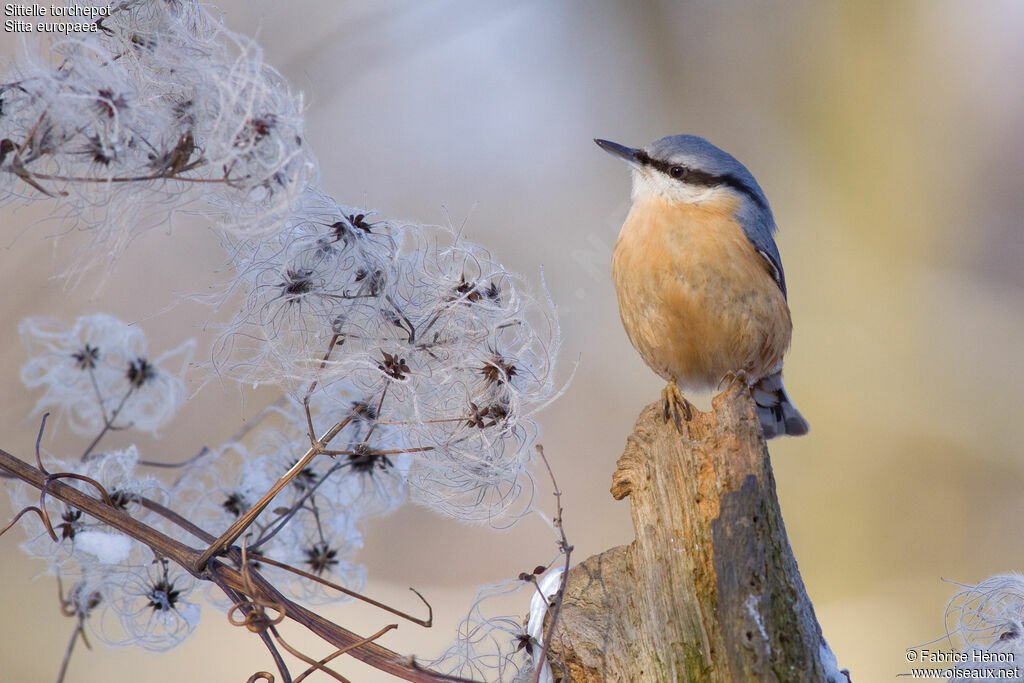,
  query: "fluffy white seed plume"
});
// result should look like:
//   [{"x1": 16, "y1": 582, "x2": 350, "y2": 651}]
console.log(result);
[
  {"x1": 945, "y1": 574, "x2": 1024, "y2": 682},
  {"x1": 106, "y1": 557, "x2": 201, "y2": 651},
  {"x1": 216, "y1": 186, "x2": 560, "y2": 521},
  {"x1": 5, "y1": 1, "x2": 561, "y2": 522},
  {"x1": 0, "y1": 0, "x2": 314, "y2": 263},
  {"x1": 171, "y1": 397, "x2": 396, "y2": 606},
  {"x1": 4, "y1": 0, "x2": 565, "y2": 669},
  {"x1": 3, "y1": 446, "x2": 204, "y2": 651},
  {"x1": 19, "y1": 313, "x2": 193, "y2": 435},
  {"x1": 429, "y1": 571, "x2": 561, "y2": 682},
  {"x1": 10, "y1": 446, "x2": 165, "y2": 569}
]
